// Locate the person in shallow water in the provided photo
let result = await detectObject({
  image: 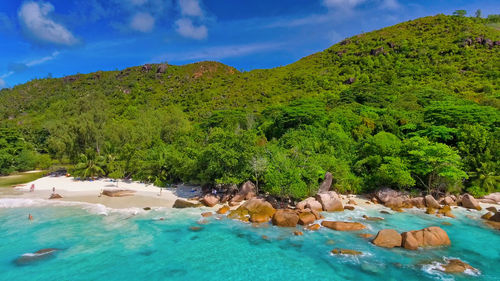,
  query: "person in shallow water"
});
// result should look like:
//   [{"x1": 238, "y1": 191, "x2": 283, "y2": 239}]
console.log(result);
[{"x1": 28, "y1": 214, "x2": 33, "y2": 221}]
